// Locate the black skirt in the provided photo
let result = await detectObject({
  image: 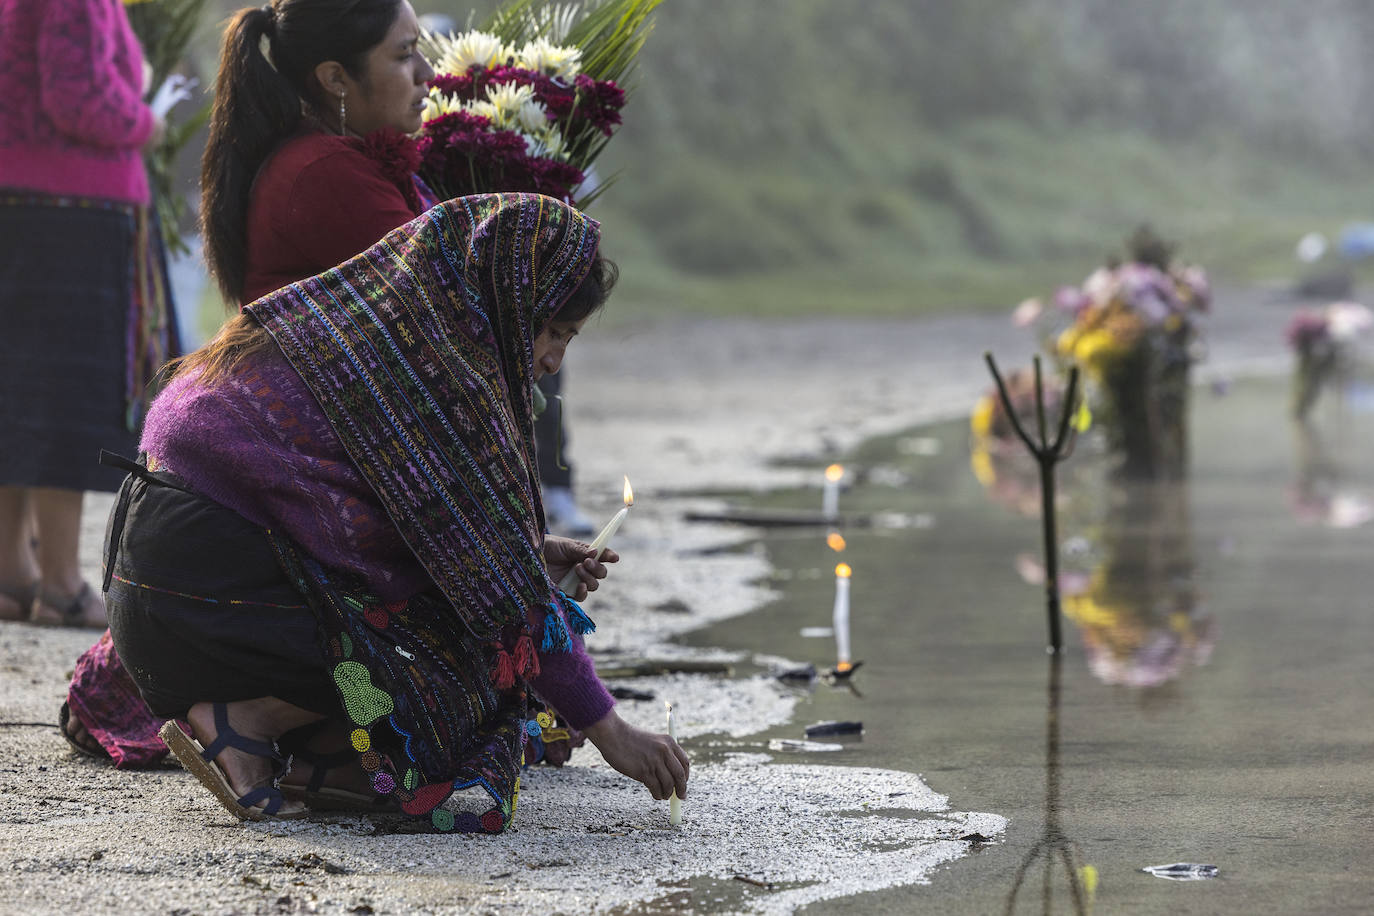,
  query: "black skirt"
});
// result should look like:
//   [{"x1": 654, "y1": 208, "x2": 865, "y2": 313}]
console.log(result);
[
  {"x1": 0, "y1": 199, "x2": 140, "y2": 491},
  {"x1": 103, "y1": 466, "x2": 339, "y2": 719}
]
